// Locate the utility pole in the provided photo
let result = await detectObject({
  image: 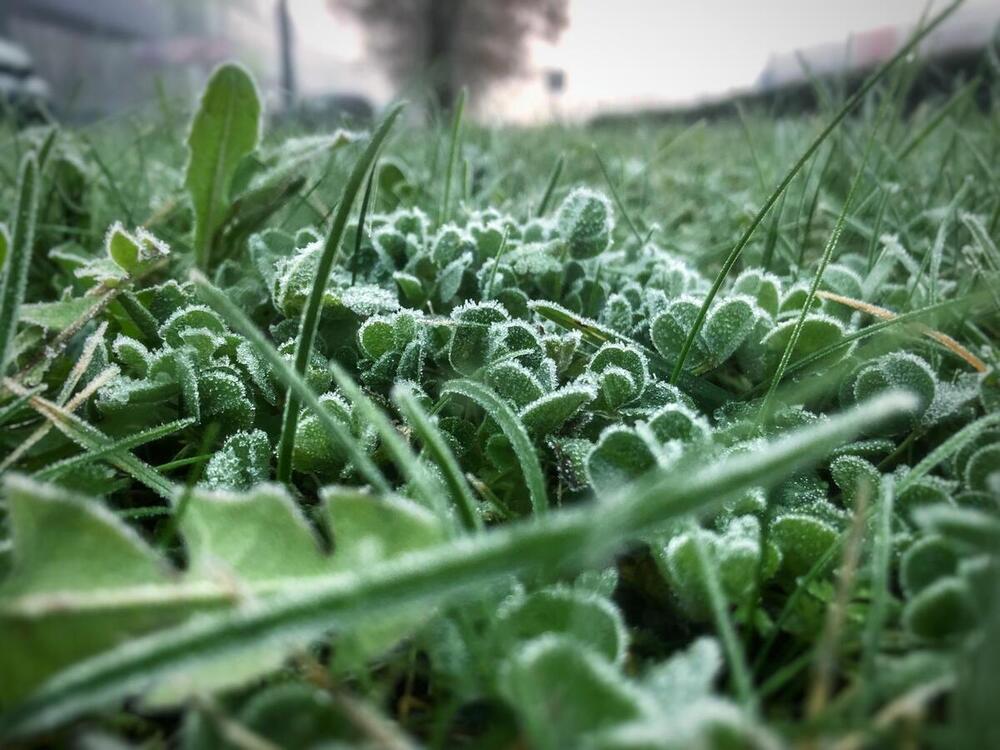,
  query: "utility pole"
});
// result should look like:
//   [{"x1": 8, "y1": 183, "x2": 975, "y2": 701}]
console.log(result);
[{"x1": 276, "y1": 0, "x2": 296, "y2": 111}]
